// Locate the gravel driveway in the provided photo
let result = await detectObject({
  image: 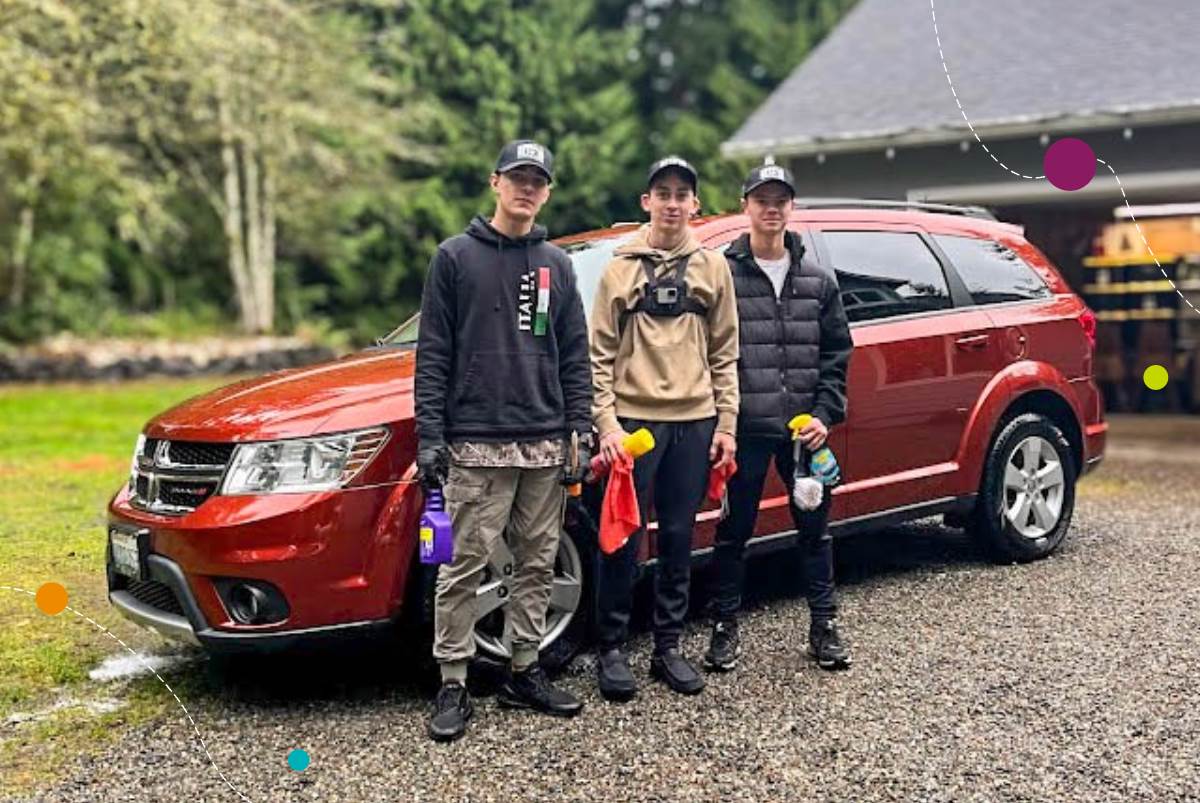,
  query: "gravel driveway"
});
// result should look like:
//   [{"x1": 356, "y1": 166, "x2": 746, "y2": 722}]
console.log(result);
[{"x1": 27, "y1": 431, "x2": 1200, "y2": 803}]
